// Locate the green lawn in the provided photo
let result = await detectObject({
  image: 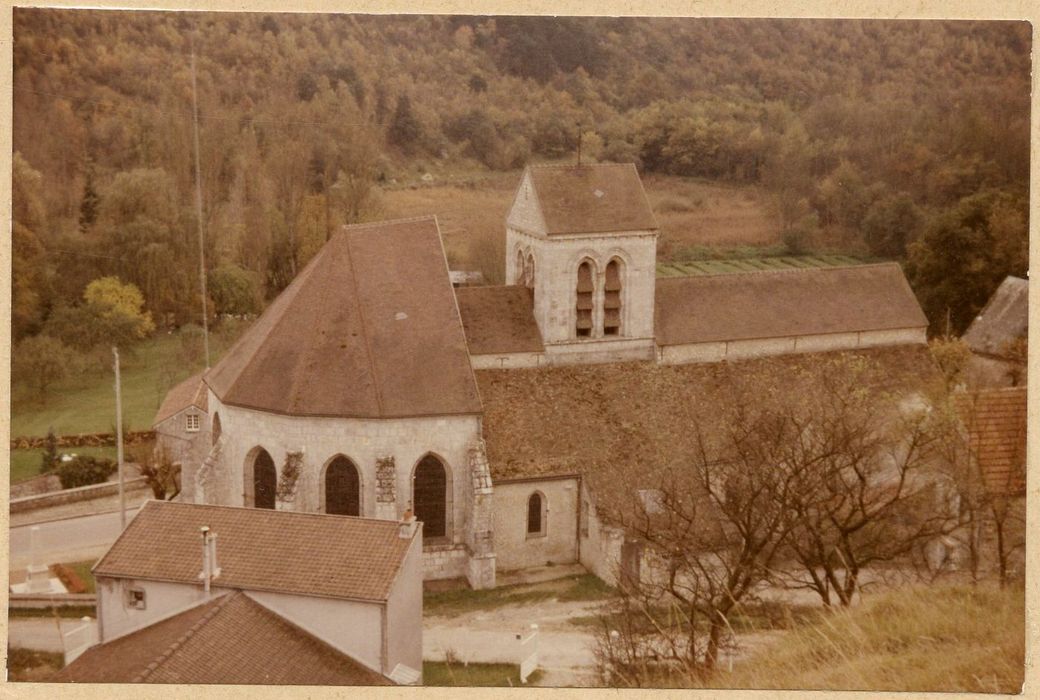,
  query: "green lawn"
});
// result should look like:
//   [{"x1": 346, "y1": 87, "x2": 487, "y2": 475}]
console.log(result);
[
  {"x1": 425, "y1": 574, "x2": 614, "y2": 617},
  {"x1": 657, "y1": 254, "x2": 867, "y2": 278},
  {"x1": 11, "y1": 324, "x2": 244, "y2": 439},
  {"x1": 63, "y1": 559, "x2": 98, "y2": 594},
  {"x1": 9, "y1": 445, "x2": 117, "y2": 484},
  {"x1": 423, "y1": 661, "x2": 543, "y2": 687}
]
